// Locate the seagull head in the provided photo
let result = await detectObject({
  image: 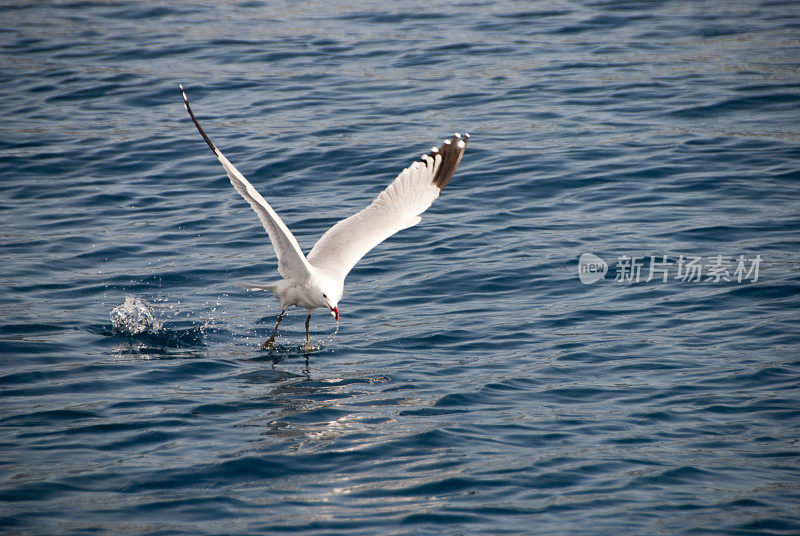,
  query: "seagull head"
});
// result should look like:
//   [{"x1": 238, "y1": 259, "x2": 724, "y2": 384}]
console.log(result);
[{"x1": 314, "y1": 277, "x2": 342, "y2": 324}]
